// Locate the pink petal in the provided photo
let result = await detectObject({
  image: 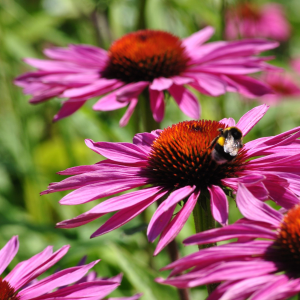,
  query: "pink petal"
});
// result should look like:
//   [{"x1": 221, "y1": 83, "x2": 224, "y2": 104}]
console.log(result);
[
  {"x1": 154, "y1": 190, "x2": 200, "y2": 255},
  {"x1": 219, "y1": 117, "x2": 236, "y2": 127},
  {"x1": 224, "y1": 75, "x2": 273, "y2": 98},
  {"x1": 208, "y1": 185, "x2": 228, "y2": 226},
  {"x1": 116, "y1": 81, "x2": 149, "y2": 102},
  {"x1": 28, "y1": 86, "x2": 66, "y2": 104},
  {"x1": 0, "y1": 236, "x2": 19, "y2": 275},
  {"x1": 171, "y1": 76, "x2": 194, "y2": 85},
  {"x1": 197, "y1": 39, "x2": 278, "y2": 63},
  {"x1": 91, "y1": 190, "x2": 168, "y2": 237},
  {"x1": 19, "y1": 261, "x2": 100, "y2": 299},
  {"x1": 62, "y1": 79, "x2": 119, "y2": 98},
  {"x1": 182, "y1": 26, "x2": 215, "y2": 51},
  {"x1": 53, "y1": 99, "x2": 86, "y2": 122},
  {"x1": 84, "y1": 186, "x2": 163, "y2": 214},
  {"x1": 150, "y1": 77, "x2": 173, "y2": 91},
  {"x1": 85, "y1": 139, "x2": 147, "y2": 163},
  {"x1": 26, "y1": 280, "x2": 119, "y2": 300},
  {"x1": 189, "y1": 73, "x2": 227, "y2": 96},
  {"x1": 236, "y1": 183, "x2": 282, "y2": 226},
  {"x1": 43, "y1": 166, "x2": 142, "y2": 193},
  {"x1": 93, "y1": 88, "x2": 129, "y2": 111},
  {"x1": 132, "y1": 132, "x2": 156, "y2": 153},
  {"x1": 236, "y1": 104, "x2": 269, "y2": 136},
  {"x1": 184, "y1": 224, "x2": 276, "y2": 246},
  {"x1": 264, "y1": 179, "x2": 300, "y2": 209},
  {"x1": 7, "y1": 246, "x2": 70, "y2": 290},
  {"x1": 168, "y1": 84, "x2": 200, "y2": 119},
  {"x1": 188, "y1": 260, "x2": 278, "y2": 288},
  {"x1": 250, "y1": 275, "x2": 290, "y2": 300},
  {"x1": 58, "y1": 177, "x2": 148, "y2": 205},
  {"x1": 119, "y1": 98, "x2": 138, "y2": 127},
  {"x1": 213, "y1": 275, "x2": 280, "y2": 300},
  {"x1": 149, "y1": 89, "x2": 165, "y2": 122},
  {"x1": 147, "y1": 186, "x2": 195, "y2": 242}
]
